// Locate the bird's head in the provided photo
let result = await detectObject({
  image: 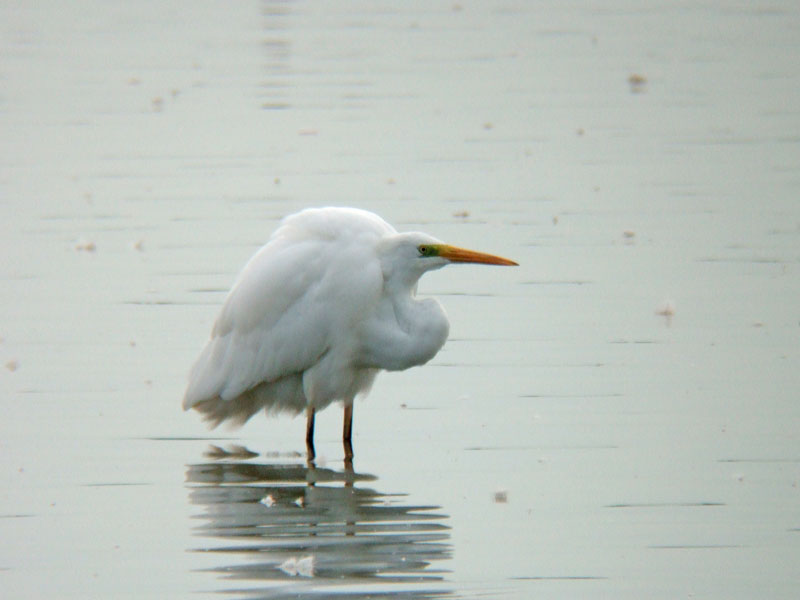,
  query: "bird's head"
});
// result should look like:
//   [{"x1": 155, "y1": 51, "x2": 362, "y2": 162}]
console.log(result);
[{"x1": 379, "y1": 232, "x2": 518, "y2": 288}]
